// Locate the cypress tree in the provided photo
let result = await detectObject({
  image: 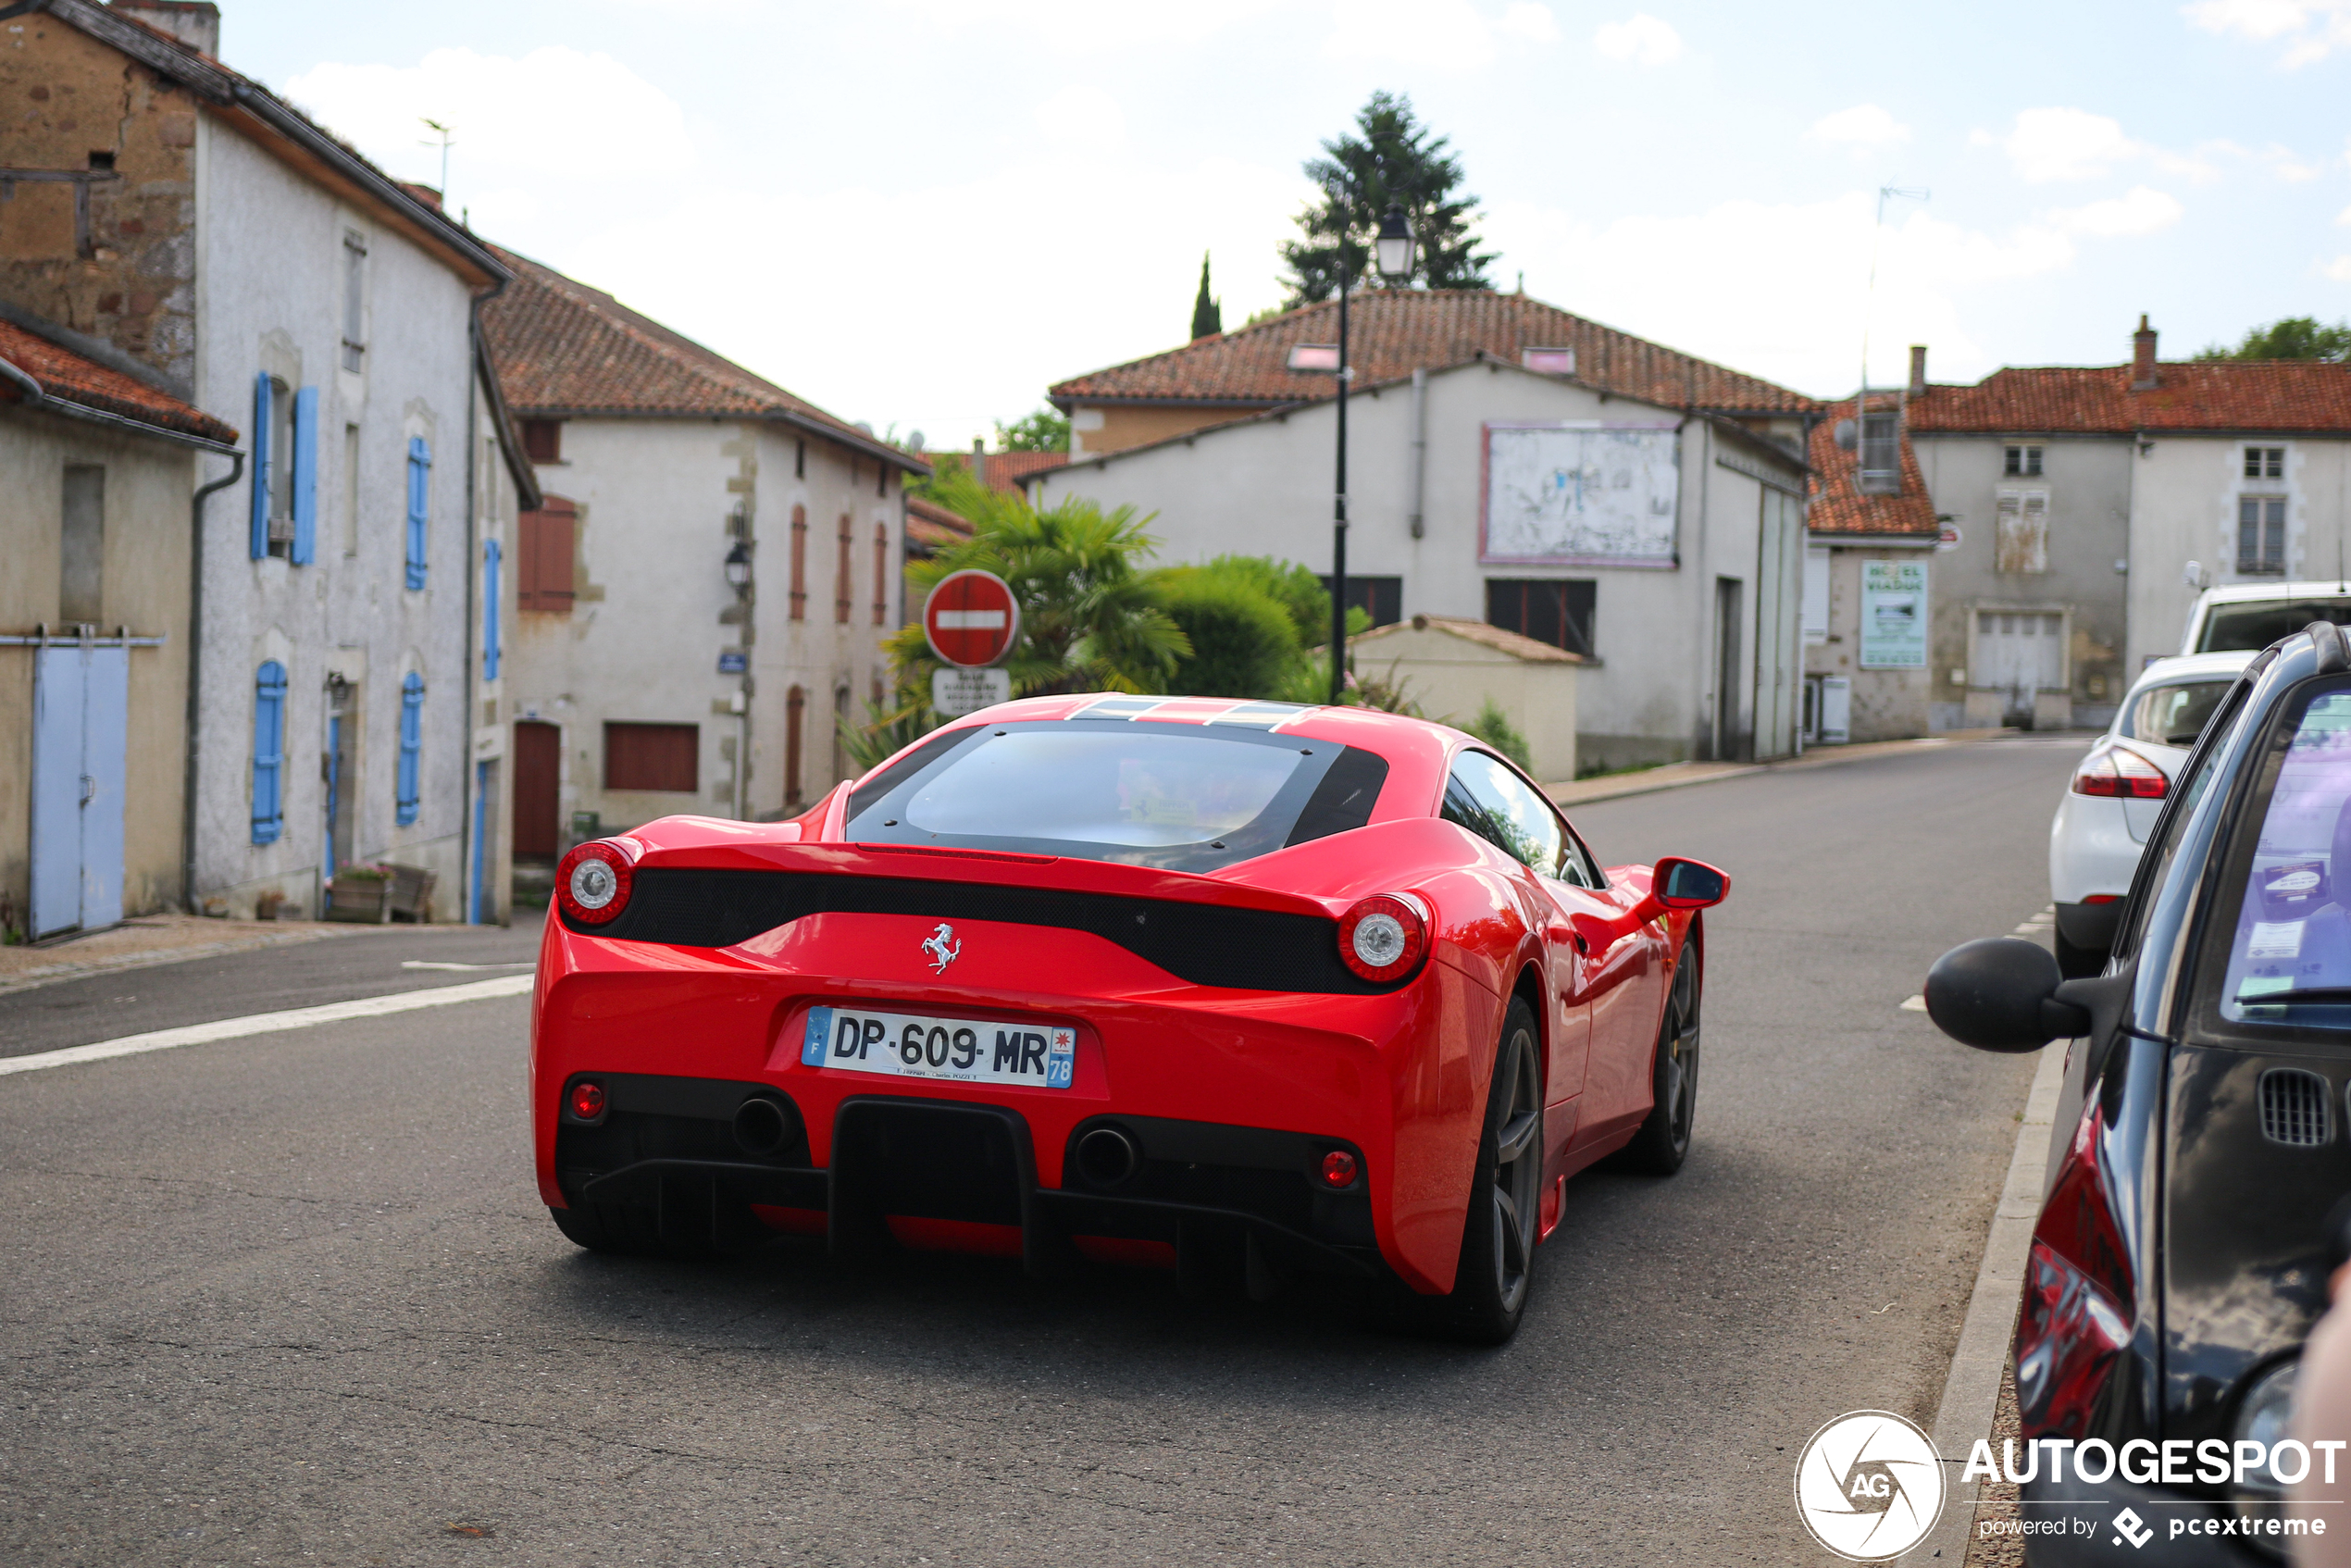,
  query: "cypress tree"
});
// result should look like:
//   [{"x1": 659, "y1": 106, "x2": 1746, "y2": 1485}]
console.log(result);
[{"x1": 1190, "y1": 252, "x2": 1222, "y2": 340}]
